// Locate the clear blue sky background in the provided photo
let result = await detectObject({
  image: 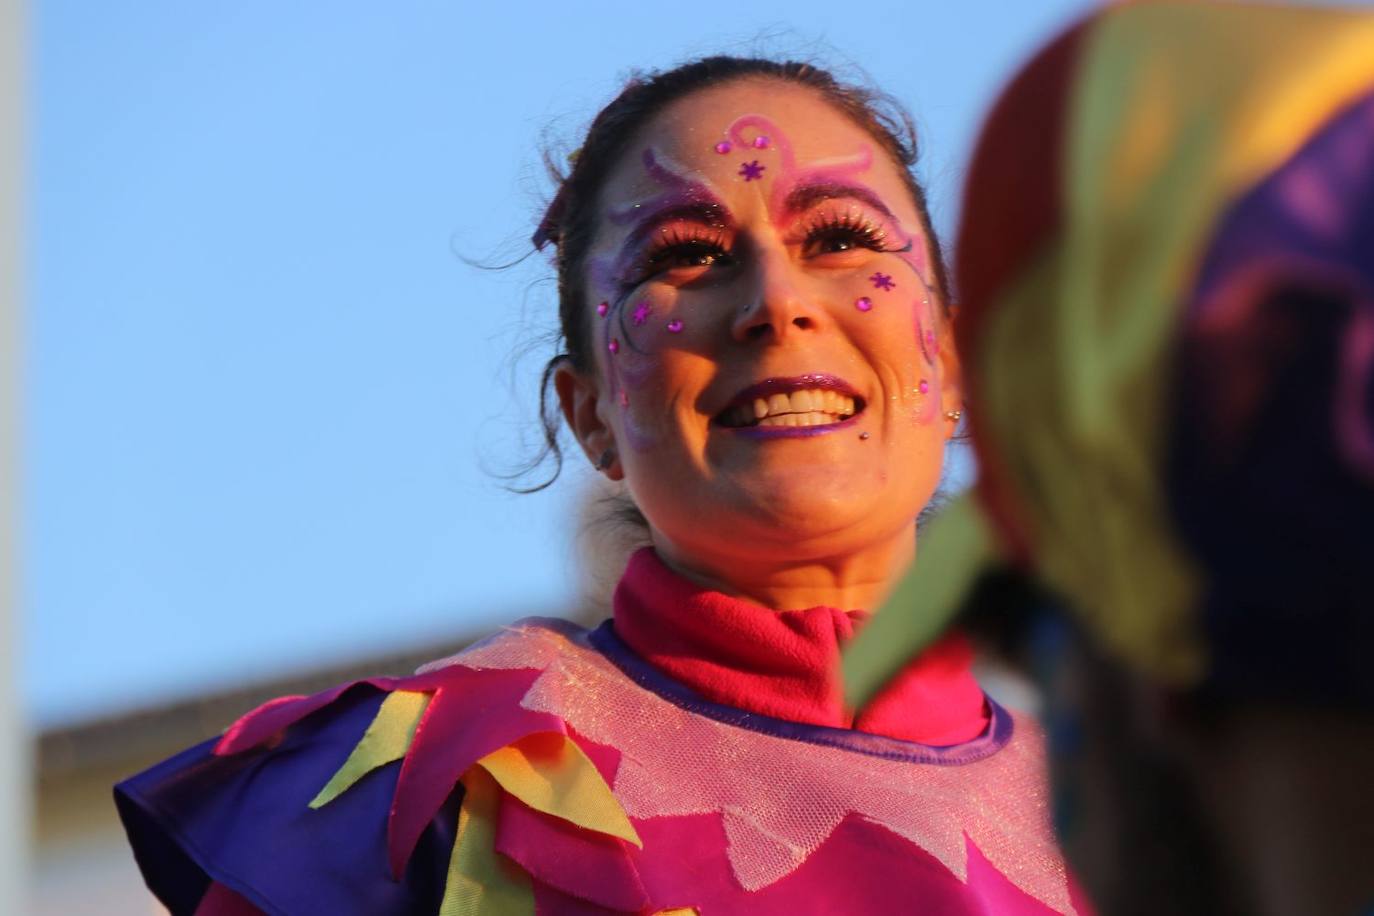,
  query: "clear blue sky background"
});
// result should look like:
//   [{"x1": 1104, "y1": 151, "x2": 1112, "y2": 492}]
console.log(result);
[{"x1": 25, "y1": 0, "x2": 1090, "y2": 728}]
